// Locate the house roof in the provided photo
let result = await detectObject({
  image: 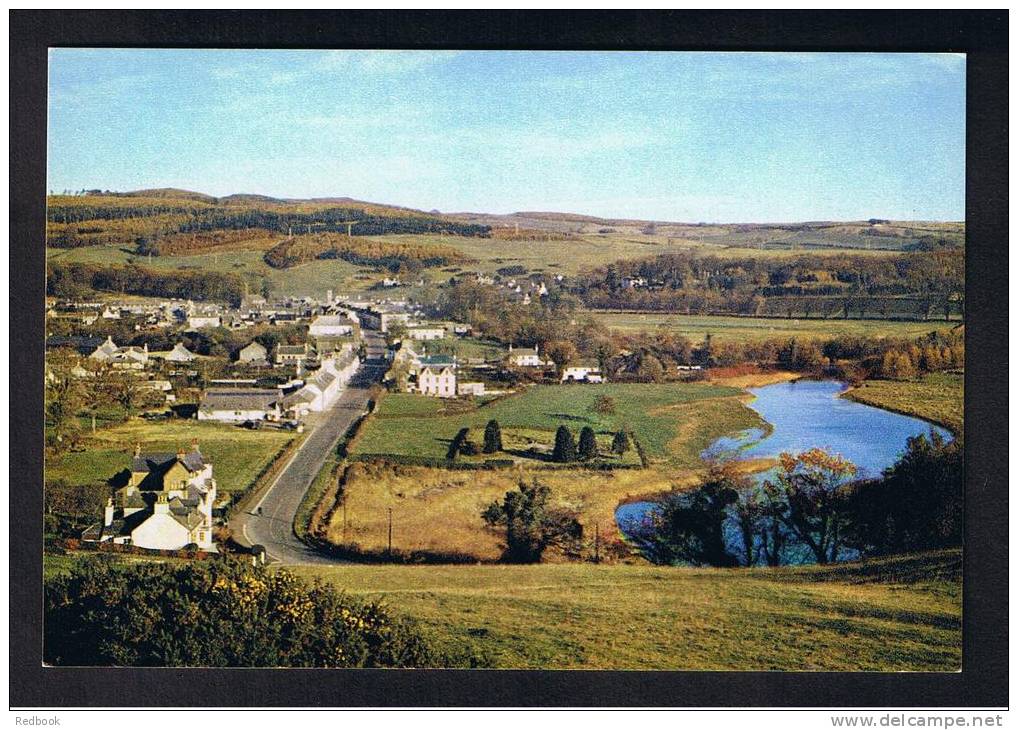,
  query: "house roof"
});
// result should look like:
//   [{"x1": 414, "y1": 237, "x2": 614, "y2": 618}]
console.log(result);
[
  {"x1": 199, "y1": 389, "x2": 280, "y2": 412},
  {"x1": 132, "y1": 449, "x2": 205, "y2": 475},
  {"x1": 419, "y1": 355, "x2": 456, "y2": 367},
  {"x1": 277, "y1": 344, "x2": 308, "y2": 355},
  {"x1": 310, "y1": 315, "x2": 353, "y2": 328},
  {"x1": 510, "y1": 347, "x2": 539, "y2": 357}
]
